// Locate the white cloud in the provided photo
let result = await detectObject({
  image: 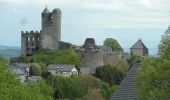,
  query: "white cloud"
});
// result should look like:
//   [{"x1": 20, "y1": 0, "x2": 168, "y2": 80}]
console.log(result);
[{"x1": 78, "y1": 0, "x2": 170, "y2": 30}]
